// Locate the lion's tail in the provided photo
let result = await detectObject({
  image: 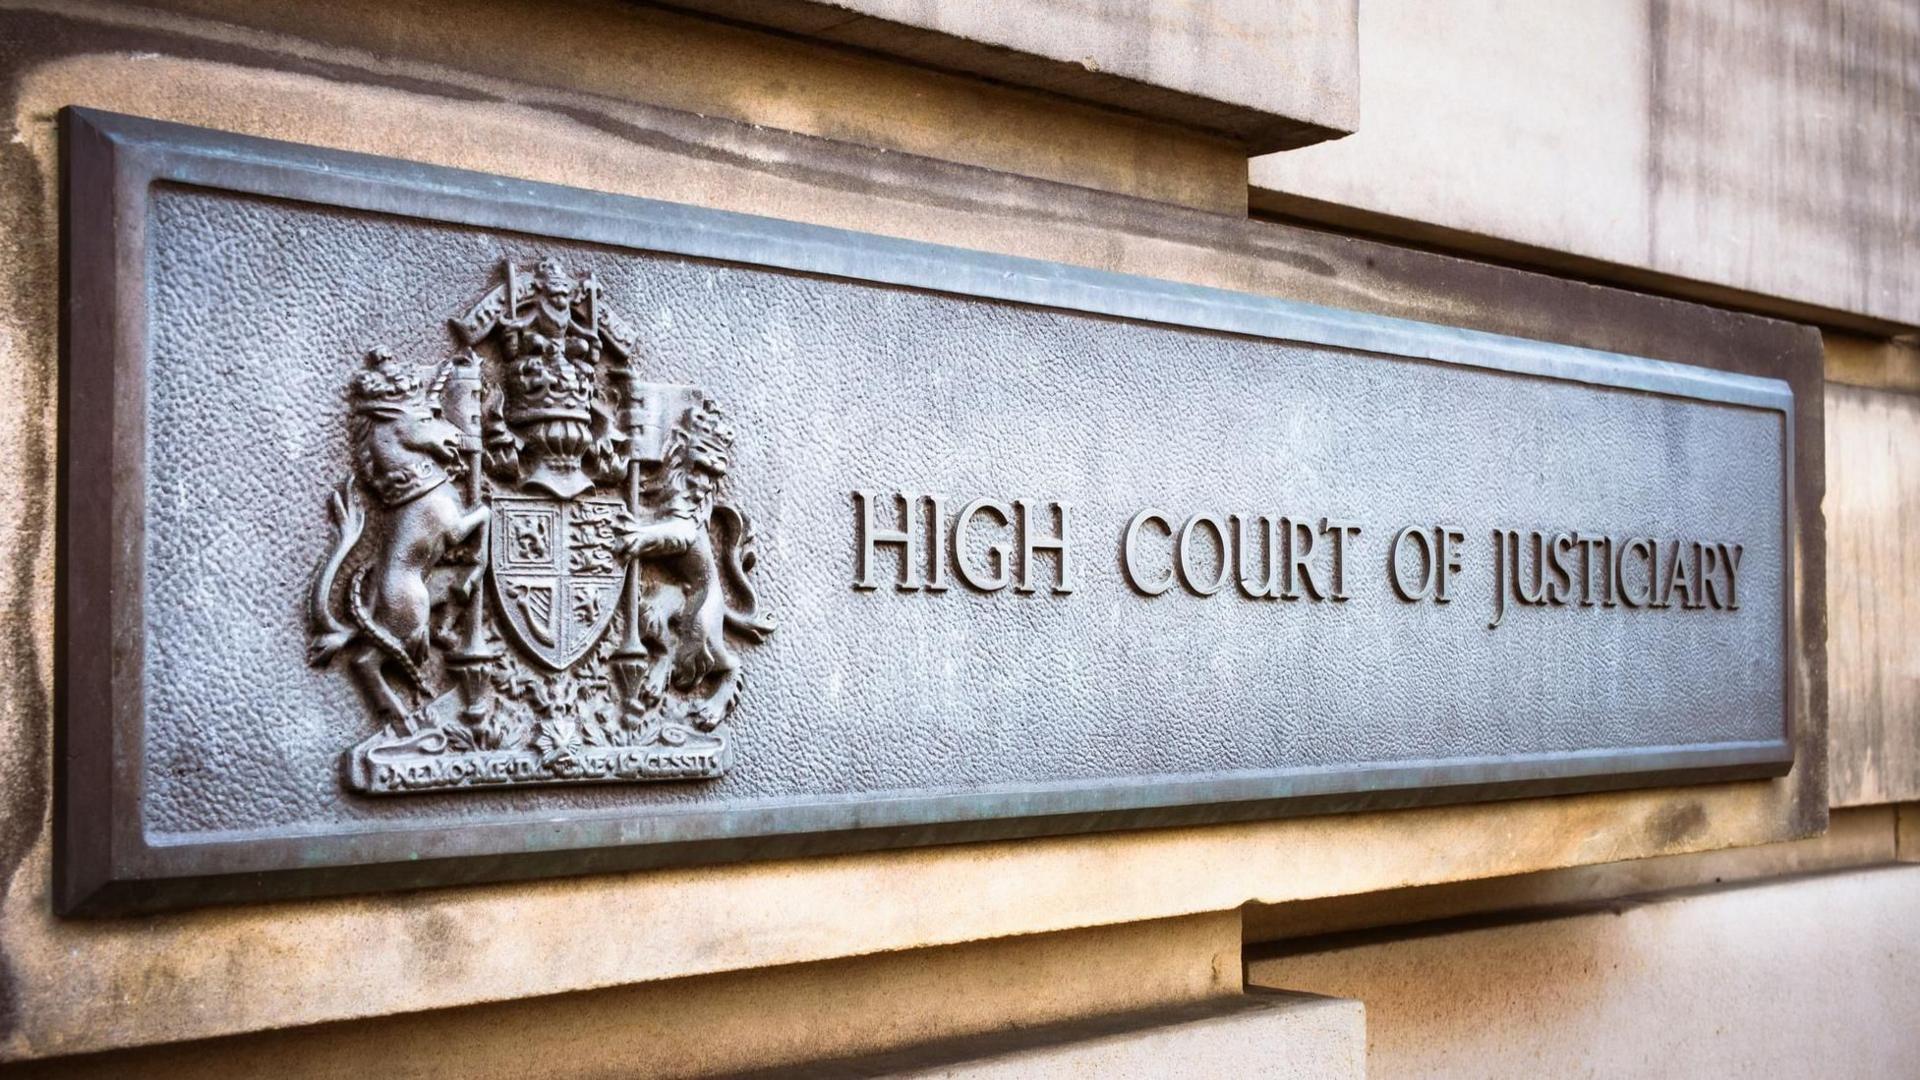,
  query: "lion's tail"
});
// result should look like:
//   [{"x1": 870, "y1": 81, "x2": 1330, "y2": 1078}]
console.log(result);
[
  {"x1": 308, "y1": 480, "x2": 366, "y2": 667},
  {"x1": 347, "y1": 566, "x2": 428, "y2": 691},
  {"x1": 712, "y1": 503, "x2": 775, "y2": 642}
]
